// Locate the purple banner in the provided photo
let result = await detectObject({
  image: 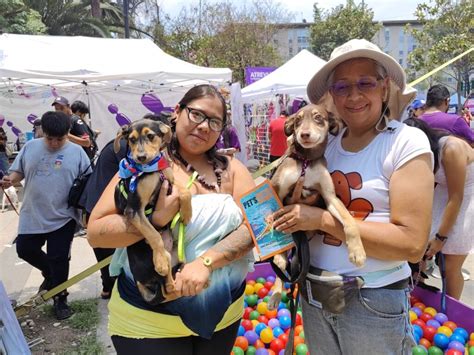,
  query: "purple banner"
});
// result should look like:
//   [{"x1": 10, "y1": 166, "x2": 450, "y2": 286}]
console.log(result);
[{"x1": 245, "y1": 66, "x2": 276, "y2": 86}]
